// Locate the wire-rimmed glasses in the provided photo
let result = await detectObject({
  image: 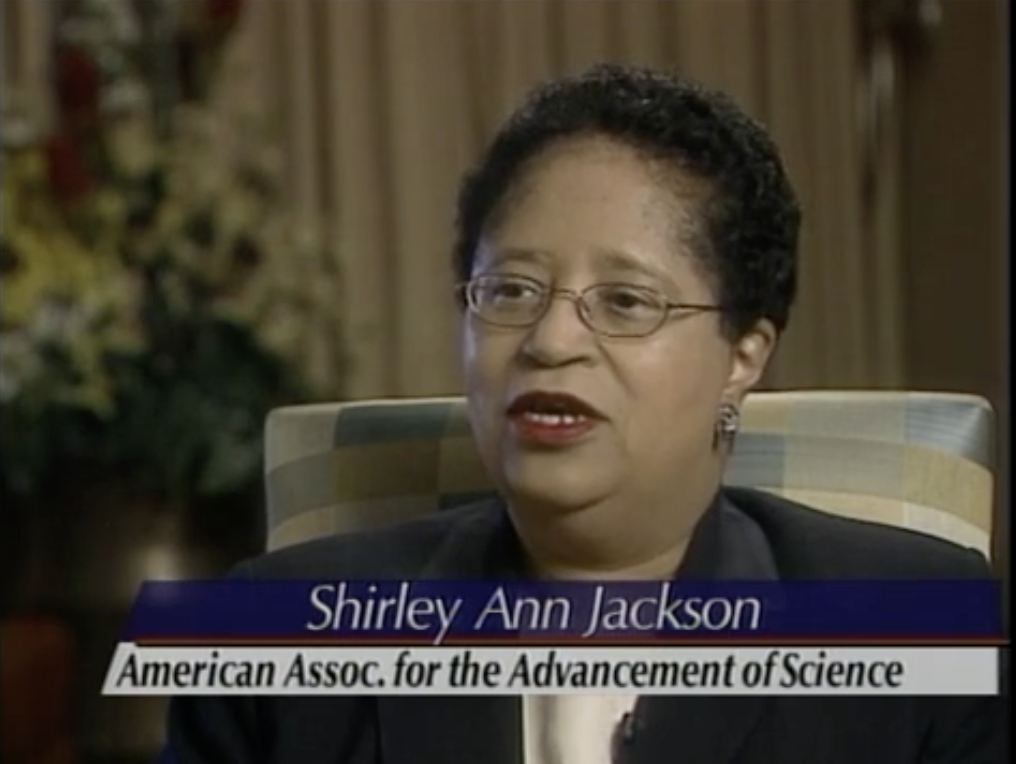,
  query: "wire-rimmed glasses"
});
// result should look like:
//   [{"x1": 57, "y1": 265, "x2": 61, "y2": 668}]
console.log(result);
[{"x1": 458, "y1": 273, "x2": 723, "y2": 339}]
